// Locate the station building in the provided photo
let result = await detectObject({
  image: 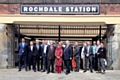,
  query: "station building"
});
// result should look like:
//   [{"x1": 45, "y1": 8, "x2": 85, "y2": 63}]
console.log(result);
[{"x1": 0, "y1": 0, "x2": 120, "y2": 70}]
